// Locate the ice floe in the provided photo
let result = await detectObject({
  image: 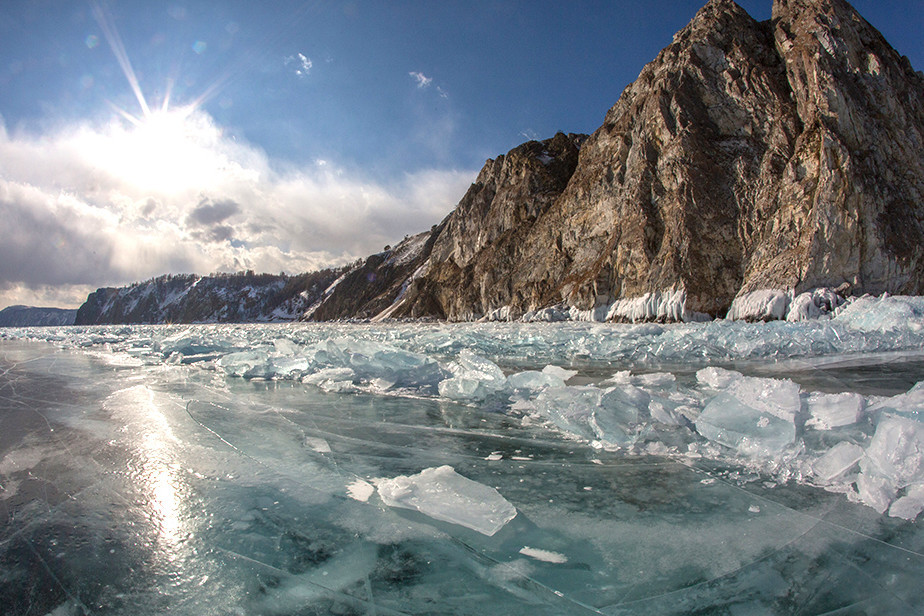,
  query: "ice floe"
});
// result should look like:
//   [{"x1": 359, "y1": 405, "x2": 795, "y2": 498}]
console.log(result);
[{"x1": 376, "y1": 465, "x2": 518, "y2": 536}]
